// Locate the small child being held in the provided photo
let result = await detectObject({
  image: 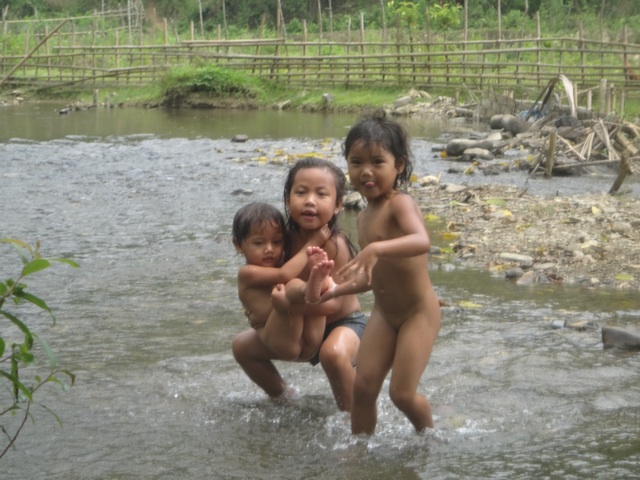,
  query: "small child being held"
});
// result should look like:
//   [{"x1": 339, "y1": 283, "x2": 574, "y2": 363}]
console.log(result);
[
  {"x1": 232, "y1": 202, "x2": 334, "y2": 361},
  {"x1": 323, "y1": 110, "x2": 441, "y2": 435}
]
